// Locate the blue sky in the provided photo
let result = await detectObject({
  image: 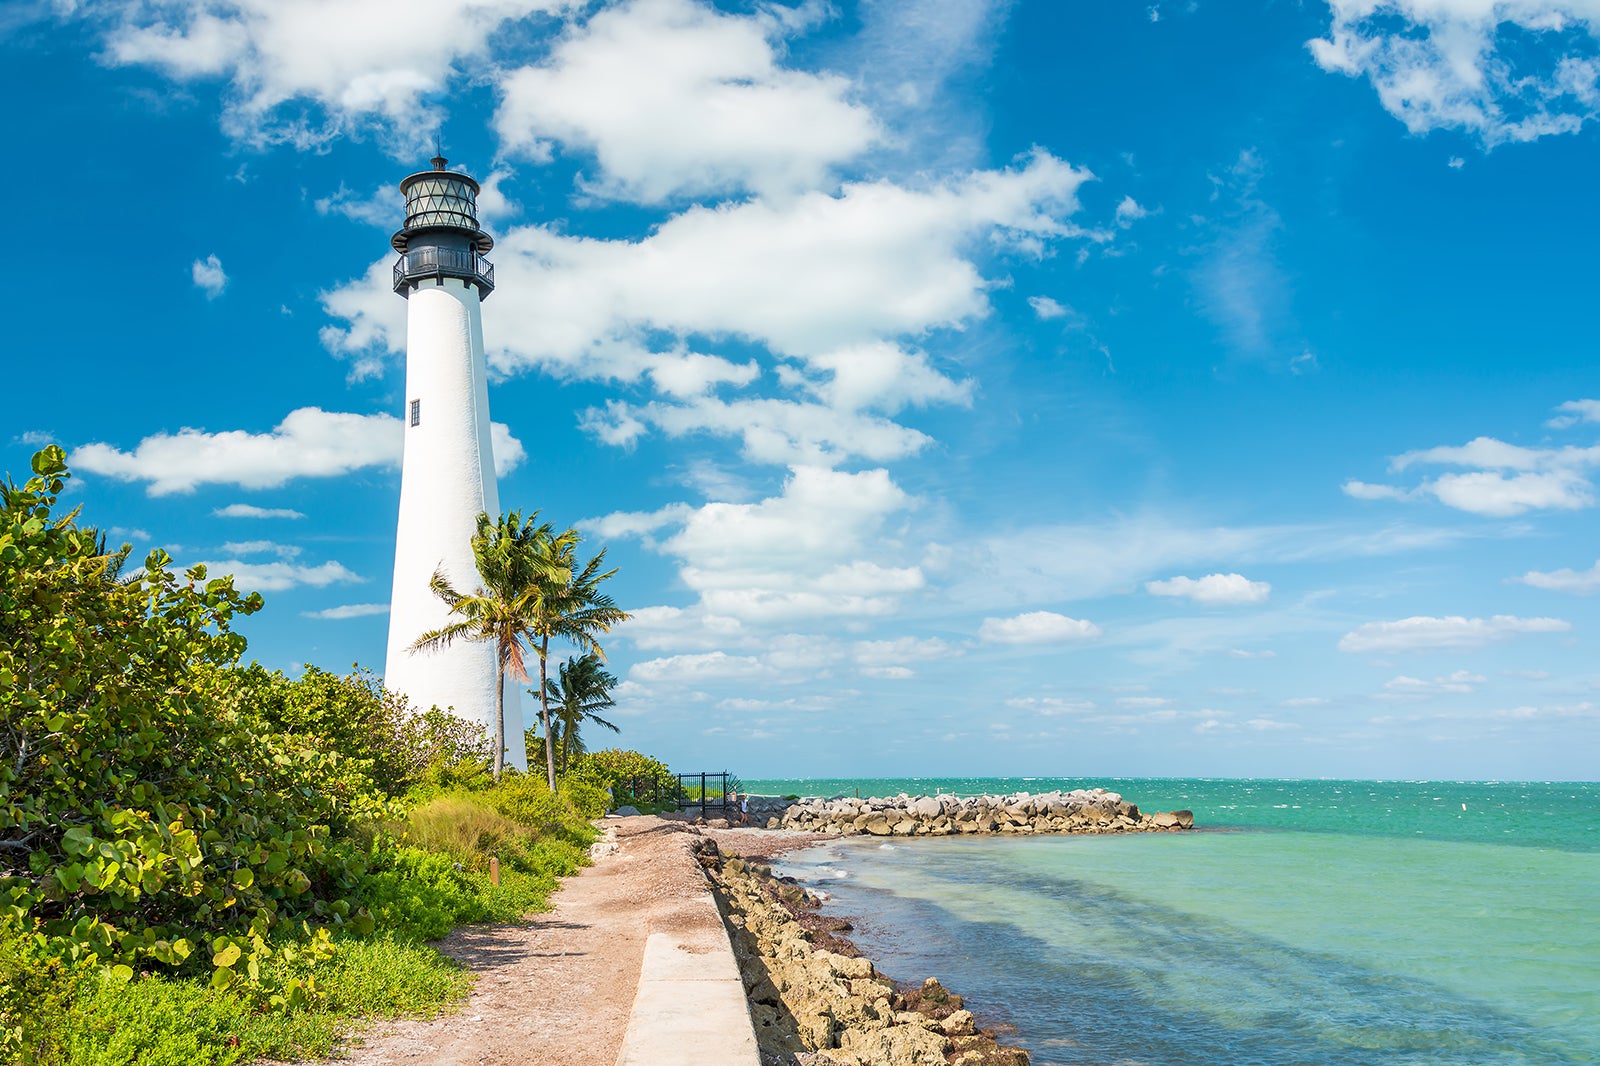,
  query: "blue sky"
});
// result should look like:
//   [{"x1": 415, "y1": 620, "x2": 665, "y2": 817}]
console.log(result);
[{"x1": 6, "y1": 0, "x2": 1600, "y2": 780}]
